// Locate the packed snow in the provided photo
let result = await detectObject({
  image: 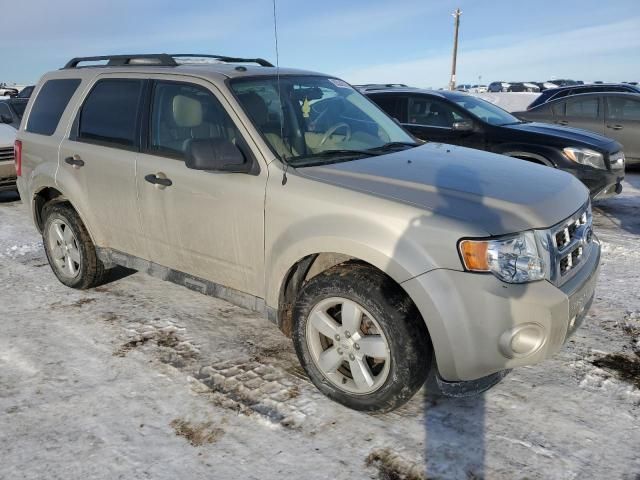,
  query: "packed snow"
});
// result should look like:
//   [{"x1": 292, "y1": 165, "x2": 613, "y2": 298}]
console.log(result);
[{"x1": 1, "y1": 174, "x2": 639, "y2": 479}]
